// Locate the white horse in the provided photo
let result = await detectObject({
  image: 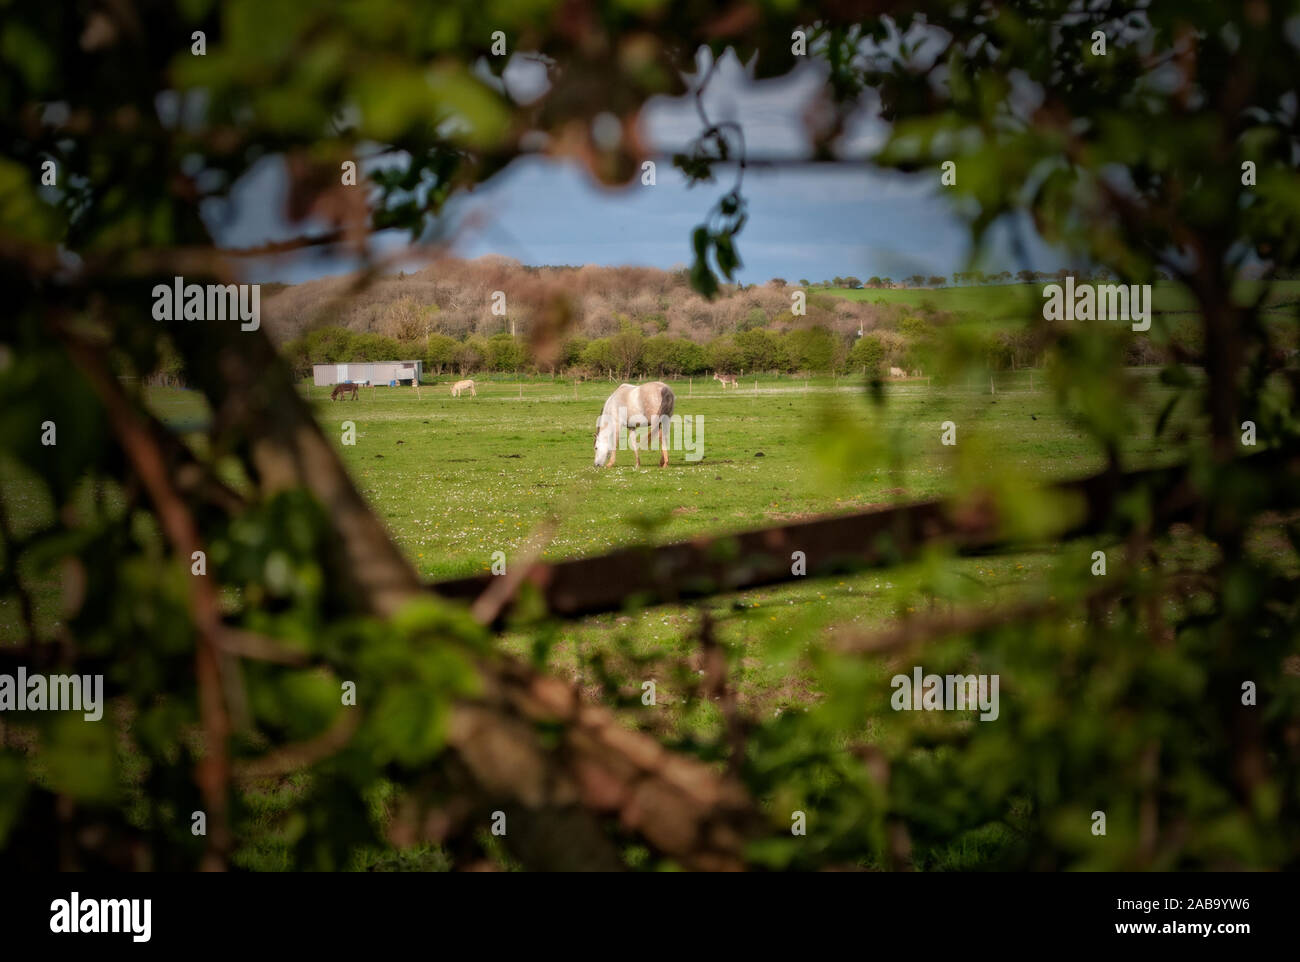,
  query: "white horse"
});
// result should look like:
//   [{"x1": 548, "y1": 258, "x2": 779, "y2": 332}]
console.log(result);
[
  {"x1": 889, "y1": 366, "x2": 906, "y2": 378},
  {"x1": 594, "y1": 381, "x2": 675, "y2": 468},
  {"x1": 713, "y1": 372, "x2": 738, "y2": 389},
  {"x1": 451, "y1": 379, "x2": 476, "y2": 397}
]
